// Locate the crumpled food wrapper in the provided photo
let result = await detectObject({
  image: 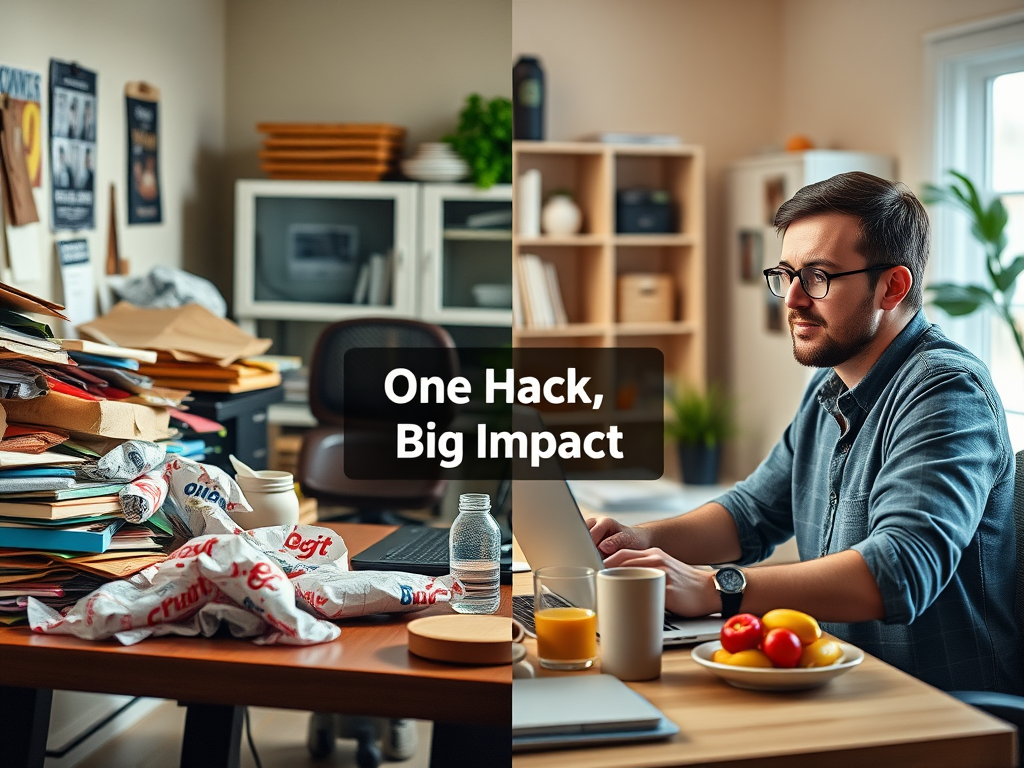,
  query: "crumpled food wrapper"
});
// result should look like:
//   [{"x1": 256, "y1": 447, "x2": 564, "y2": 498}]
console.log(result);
[
  {"x1": 29, "y1": 454, "x2": 463, "y2": 644},
  {"x1": 77, "y1": 440, "x2": 167, "y2": 483}
]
